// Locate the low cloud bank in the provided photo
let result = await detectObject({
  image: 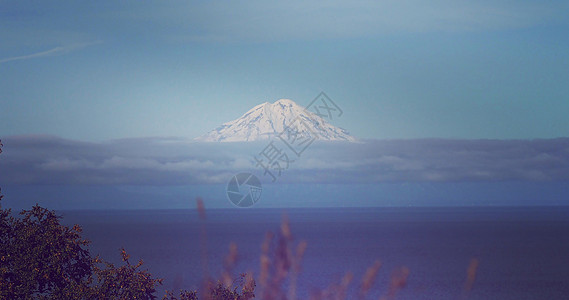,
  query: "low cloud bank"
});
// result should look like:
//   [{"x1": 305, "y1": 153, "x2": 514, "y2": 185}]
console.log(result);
[{"x1": 1, "y1": 135, "x2": 568, "y2": 185}]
